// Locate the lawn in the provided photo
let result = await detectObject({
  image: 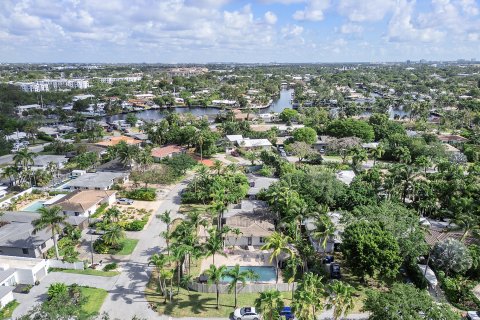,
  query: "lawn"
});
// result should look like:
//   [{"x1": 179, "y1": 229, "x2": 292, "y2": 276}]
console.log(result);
[
  {"x1": 80, "y1": 287, "x2": 108, "y2": 317},
  {"x1": 50, "y1": 268, "x2": 120, "y2": 277},
  {"x1": 146, "y1": 282, "x2": 292, "y2": 318},
  {"x1": 0, "y1": 300, "x2": 19, "y2": 320},
  {"x1": 114, "y1": 238, "x2": 139, "y2": 255},
  {"x1": 225, "y1": 155, "x2": 239, "y2": 163}
]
